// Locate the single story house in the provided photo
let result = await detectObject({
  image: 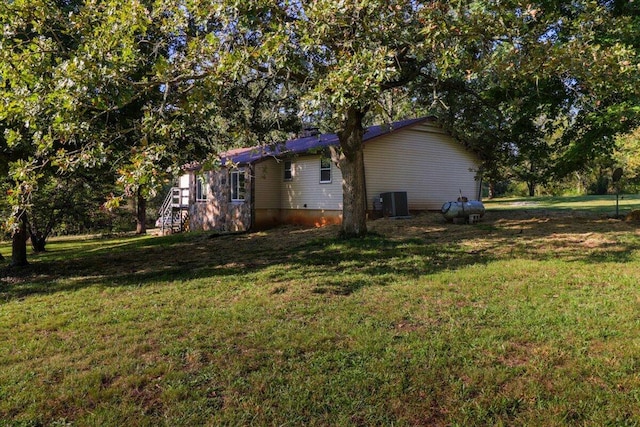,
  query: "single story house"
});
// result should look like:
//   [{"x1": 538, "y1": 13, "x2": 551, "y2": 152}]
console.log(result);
[{"x1": 162, "y1": 117, "x2": 482, "y2": 232}]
